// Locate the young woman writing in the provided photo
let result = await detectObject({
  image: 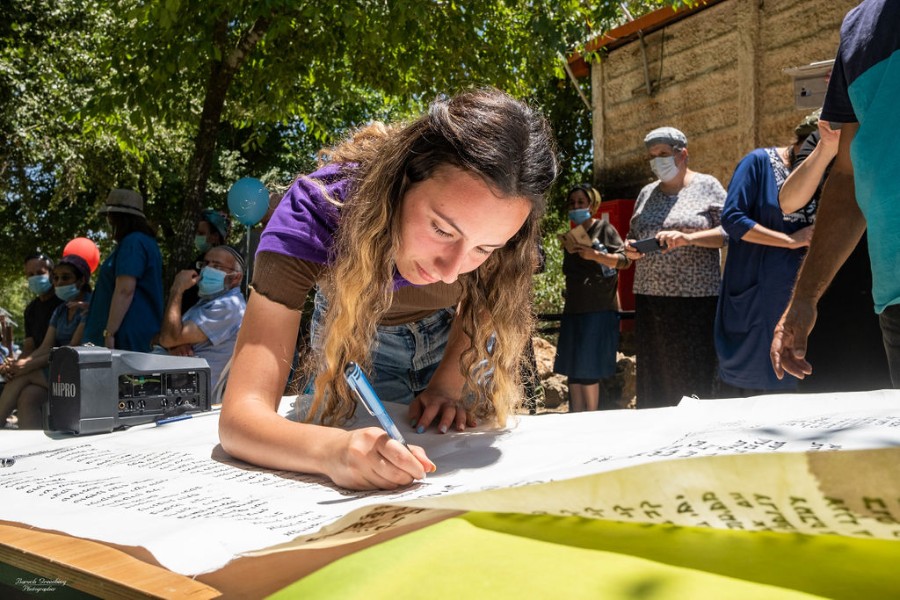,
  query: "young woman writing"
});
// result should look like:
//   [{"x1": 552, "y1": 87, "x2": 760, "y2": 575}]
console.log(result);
[{"x1": 219, "y1": 88, "x2": 557, "y2": 490}]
